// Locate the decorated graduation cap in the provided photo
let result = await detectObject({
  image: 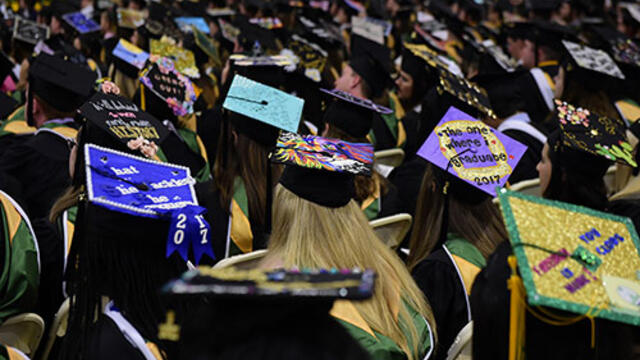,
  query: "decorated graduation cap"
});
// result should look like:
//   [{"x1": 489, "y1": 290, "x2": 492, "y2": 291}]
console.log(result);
[
  {"x1": 222, "y1": 74, "x2": 304, "y2": 147},
  {"x1": 62, "y1": 11, "x2": 101, "y2": 34},
  {"x1": 553, "y1": 100, "x2": 637, "y2": 169},
  {"x1": 175, "y1": 17, "x2": 210, "y2": 35},
  {"x1": 150, "y1": 39, "x2": 200, "y2": 79},
  {"x1": 192, "y1": 25, "x2": 221, "y2": 68},
  {"x1": 436, "y1": 64, "x2": 496, "y2": 120},
  {"x1": 27, "y1": 53, "x2": 96, "y2": 124},
  {"x1": 351, "y1": 16, "x2": 389, "y2": 46},
  {"x1": 274, "y1": 132, "x2": 374, "y2": 208},
  {"x1": 586, "y1": 25, "x2": 640, "y2": 69},
  {"x1": 497, "y1": 188, "x2": 640, "y2": 328},
  {"x1": 112, "y1": 38, "x2": 150, "y2": 78},
  {"x1": 117, "y1": 8, "x2": 146, "y2": 29},
  {"x1": 138, "y1": 56, "x2": 197, "y2": 121},
  {"x1": 282, "y1": 34, "x2": 329, "y2": 83},
  {"x1": 249, "y1": 17, "x2": 284, "y2": 30},
  {"x1": 320, "y1": 88, "x2": 391, "y2": 138},
  {"x1": 417, "y1": 106, "x2": 527, "y2": 199},
  {"x1": 349, "y1": 34, "x2": 392, "y2": 98},
  {"x1": 160, "y1": 267, "x2": 375, "y2": 356},
  {"x1": 13, "y1": 17, "x2": 49, "y2": 45},
  {"x1": 83, "y1": 144, "x2": 214, "y2": 264},
  {"x1": 562, "y1": 40, "x2": 626, "y2": 81},
  {"x1": 79, "y1": 92, "x2": 170, "y2": 152}
]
